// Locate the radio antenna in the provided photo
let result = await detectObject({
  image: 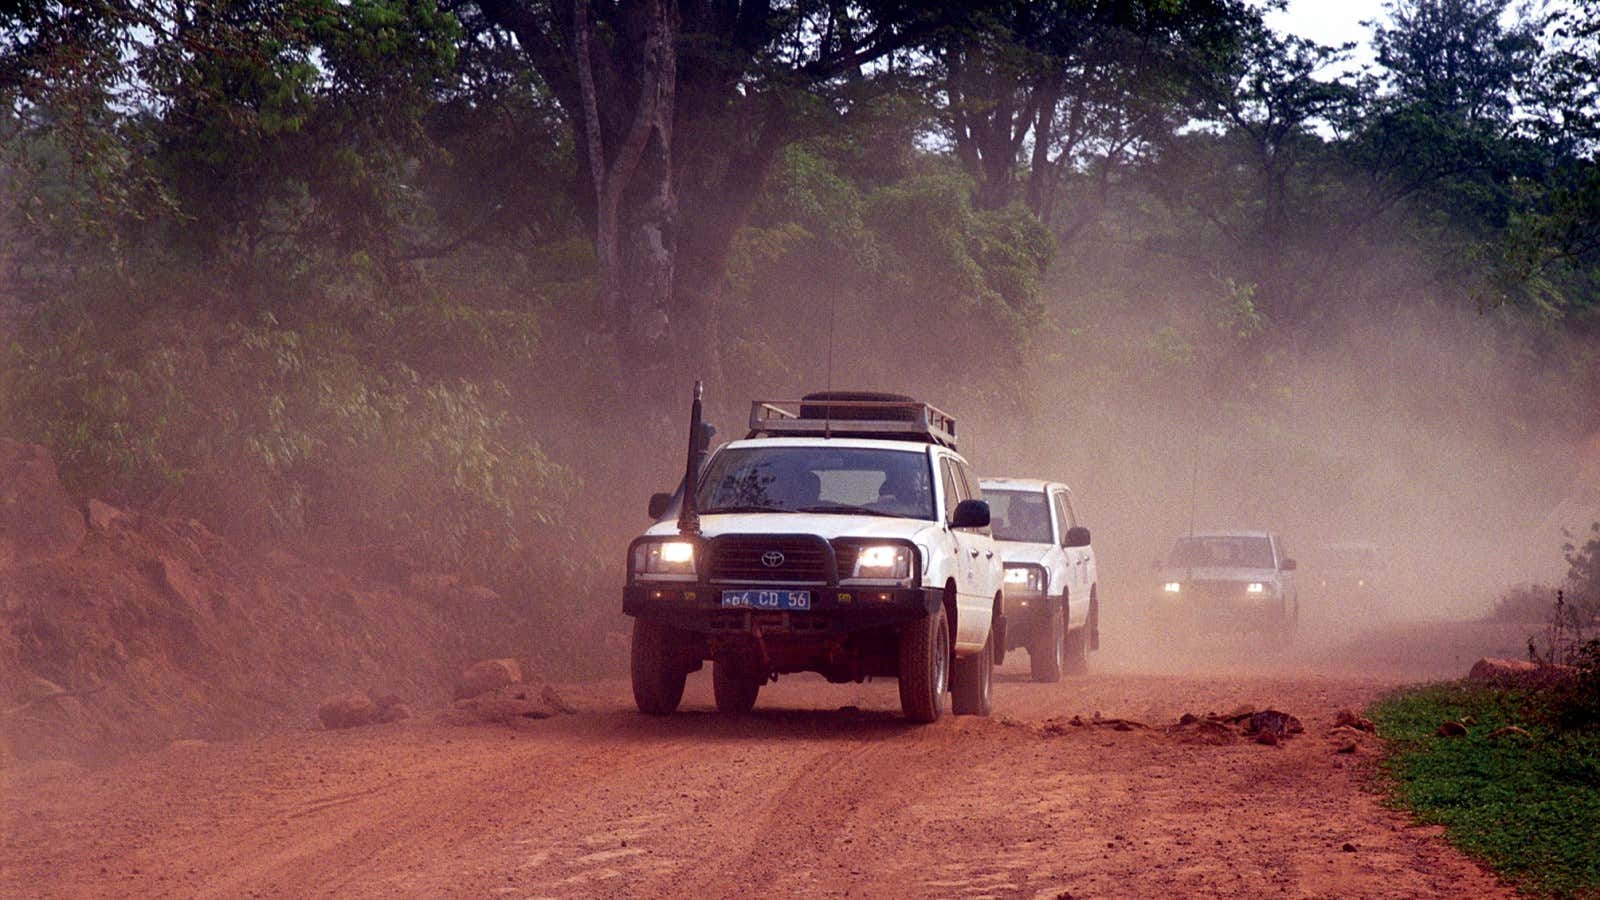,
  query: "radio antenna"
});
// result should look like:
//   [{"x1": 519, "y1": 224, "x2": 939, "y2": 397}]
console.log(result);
[
  {"x1": 1187, "y1": 386, "x2": 1202, "y2": 537},
  {"x1": 824, "y1": 290, "x2": 837, "y2": 439},
  {"x1": 677, "y1": 381, "x2": 704, "y2": 537}
]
